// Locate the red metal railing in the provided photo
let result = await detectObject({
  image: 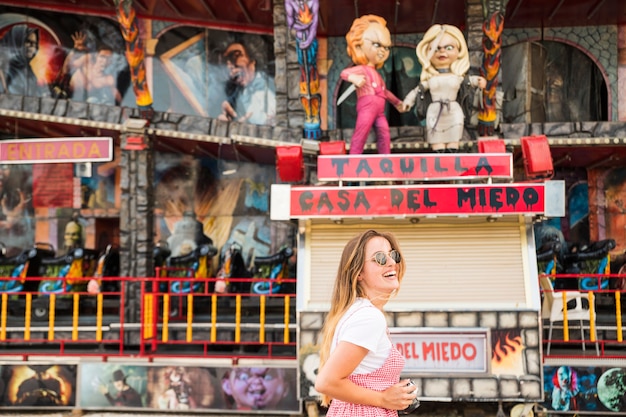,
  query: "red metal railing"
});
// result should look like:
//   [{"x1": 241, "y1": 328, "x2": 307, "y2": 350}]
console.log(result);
[
  {"x1": 139, "y1": 271, "x2": 297, "y2": 359},
  {"x1": 0, "y1": 276, "x2": 125, "y2": 356},
  {"x1": 5, "y1": 271, "x2": 622, "y2": 360},
  {"x1": 0, "y1": 275, "x2": 296, "y2": 360},
  {"x1": 539, "y1": 272, "x2": 625, "y2": 358}
]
